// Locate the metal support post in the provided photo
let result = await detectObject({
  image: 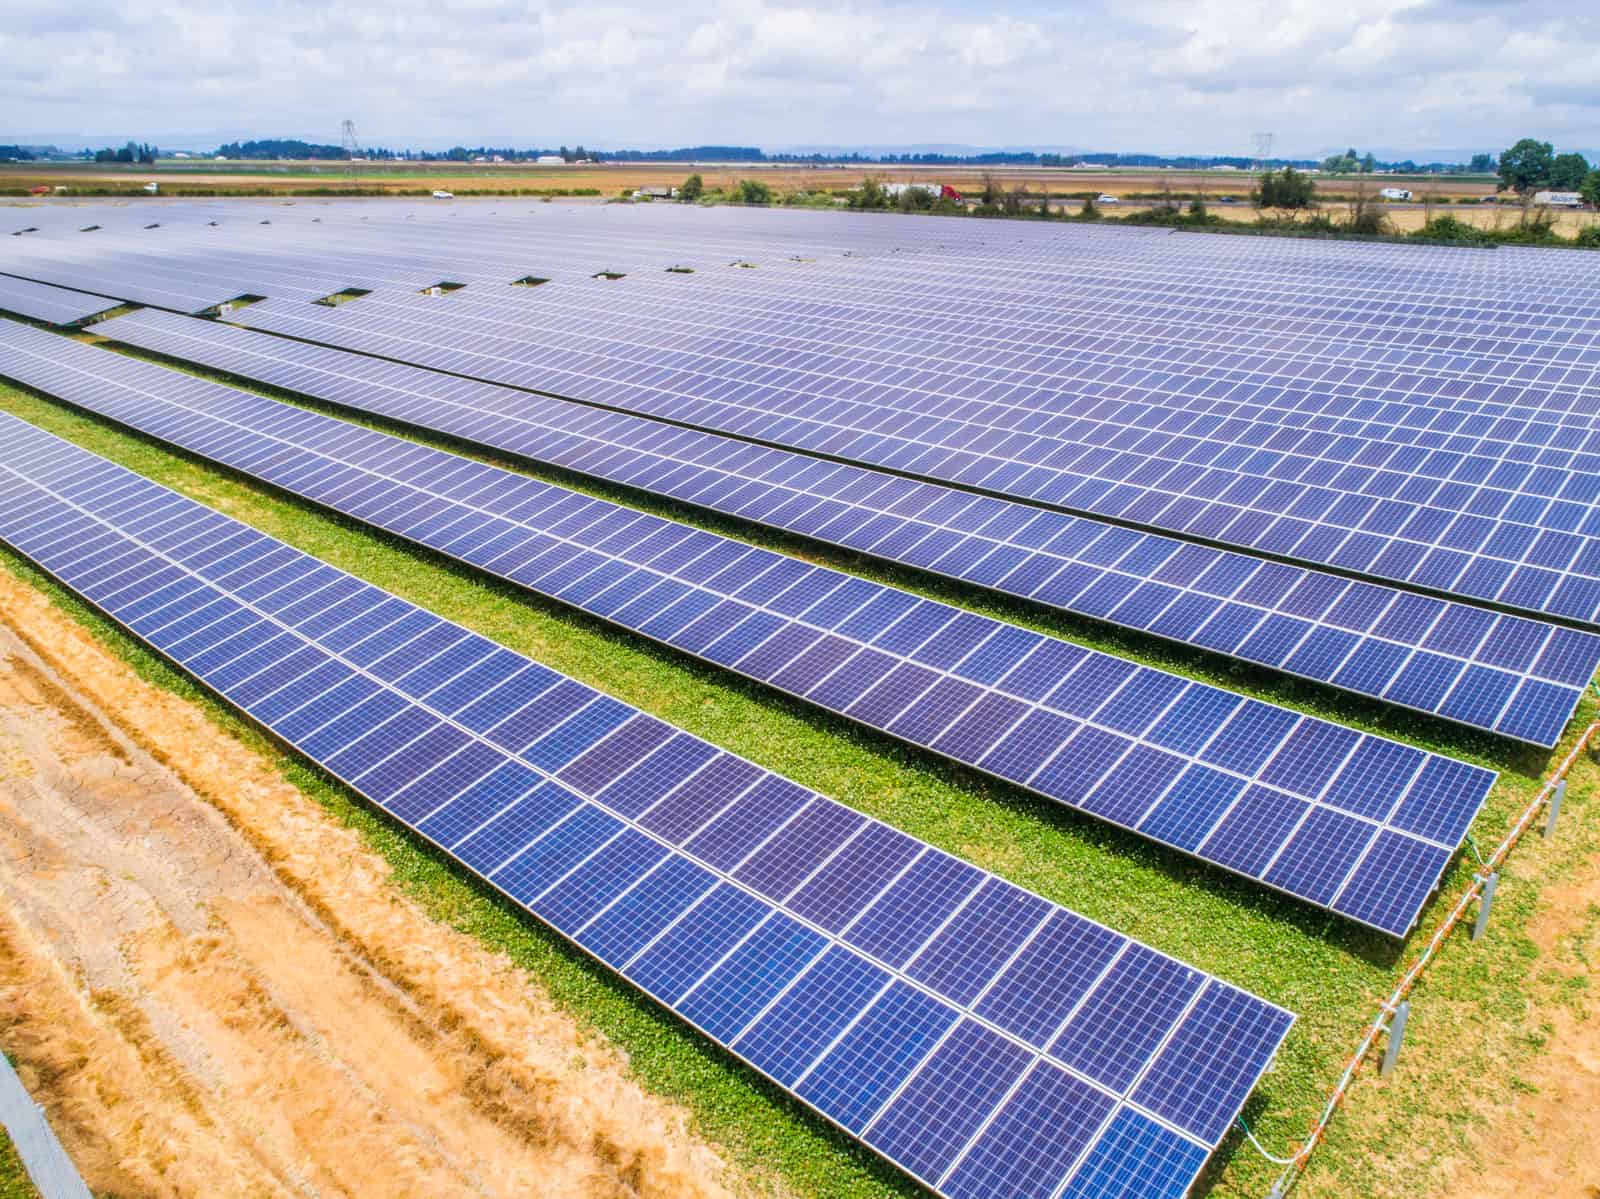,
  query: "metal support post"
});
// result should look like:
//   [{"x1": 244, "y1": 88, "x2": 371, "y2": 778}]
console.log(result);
[
  {"x1": 1472, "y1": 872, "x2": 1499, "y2": 941},
  {"x1": 1379, "y1": 1001, "x2": 1409, "y2": 1077},
  {"x1": 1544, "y1": 778, "x2": 1566, "y2": 839}
]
